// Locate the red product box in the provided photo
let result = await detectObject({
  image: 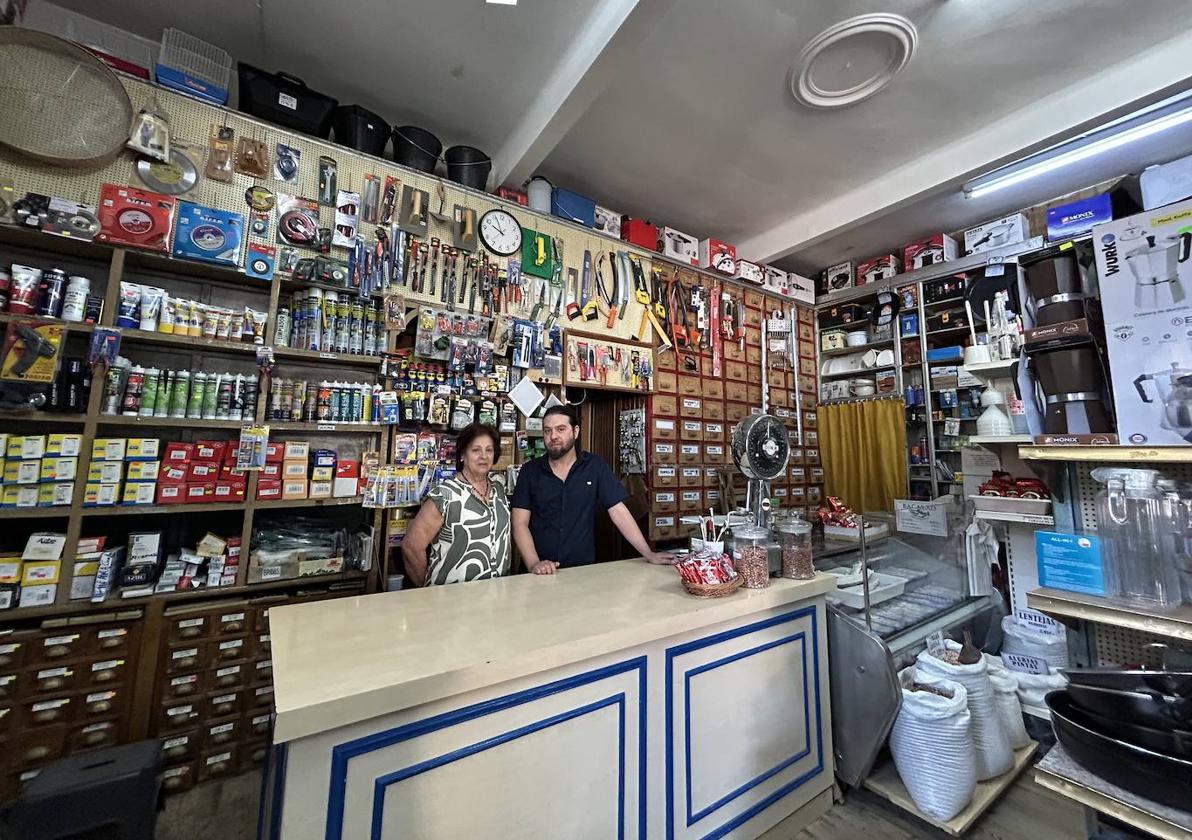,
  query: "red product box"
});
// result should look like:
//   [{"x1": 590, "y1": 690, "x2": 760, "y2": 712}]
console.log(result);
[
  {"x1": 158, "y1": 463, "x2": 188, "y2": 484},
  {"x1": 186, "y1": 461, "x2": 220, "y2": 481},
  {"x1": 699, "y1": 238, "x2": 737, "y2": 275},
  {"x1": 223, "y1": 444, "x2": 241, "y2": 465},
  {"x1": 155, "y1": 483, "x2": 186, "y2": 505},
  {"x1": 185, "y1": 481, "x2": 215, "y2": 502},
  {"x1": 260, "y1": 463, "x2": 281, "y2": 479},
  {"x1": 219, "y1": 464, "x2": 247, "y2": 480},
  {"x1": 256, "y1": 480, "x2": 282, "y2": 500},
  {"x1": 163, "y1": 442, "x2": 195, "y2": 463},
  {"x1": 902, "y1": 233, "x2": 958, "y2": 271},
  {"x1": 621, "y1": 218, "x2": 657, "y2": 251},
  {"x1": 213, "y1": 480, "x2": 246, "y2": 501},
  {"x1": 855, "y1": 254, "x2": 902, "y2": 285},
  {"x1": 96, "y1": 183, "x2": 176, "y2": 253},
  {"x1": 263, "y1": 442, "x2": 285, "y2": 463},
  {"x1": 496, "y1": 186, "x2": 527, "y2": 206},
  {"x1": 334, "y1": 460, "x2": 360, "y2": 479},
  {"x1": 194, "y1": 440, "x2": 228, "y2": 462}
]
